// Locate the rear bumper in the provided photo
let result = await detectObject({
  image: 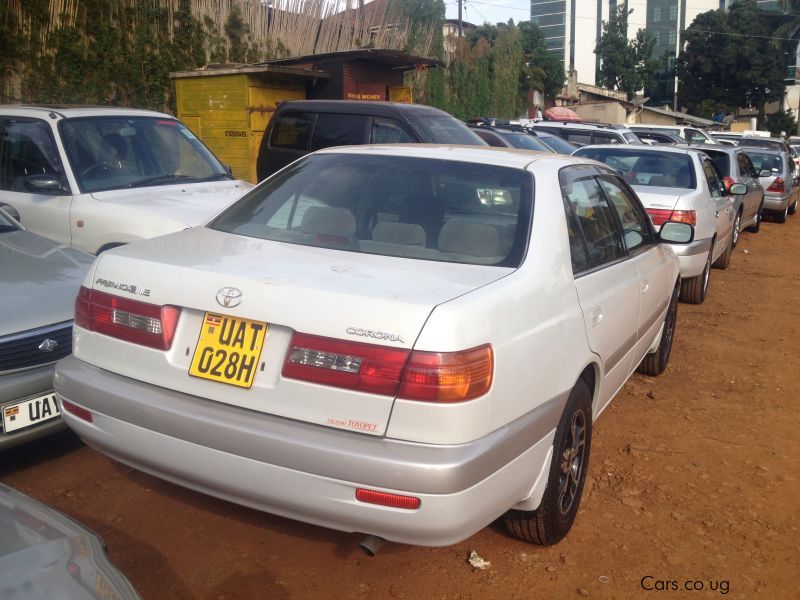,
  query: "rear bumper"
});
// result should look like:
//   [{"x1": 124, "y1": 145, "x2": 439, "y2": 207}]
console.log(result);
[
  {"x1": 1, "y1": 363, "x2": 66, "y2": 450},
  {"x1": 763, "y1": 192, "x2": 793, "y2": 212},
  {"x1": 54, "y1": 356, "x2": 564, "y2": 546},
  {"x1": 670, "y1": 237, "x2": 712, "y2": 279}
]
